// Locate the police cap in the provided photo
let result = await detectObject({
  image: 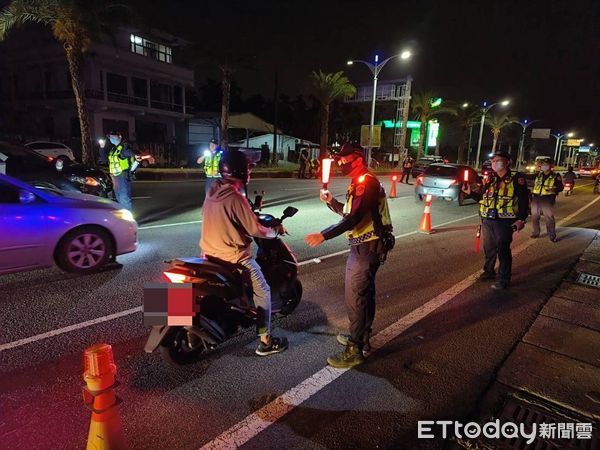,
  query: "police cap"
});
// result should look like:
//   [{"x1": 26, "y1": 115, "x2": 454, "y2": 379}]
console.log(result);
[
  {"x1": 337, "y1": 142, "x2": 365, "y2": 158},
  {"x1": 492, "y1": 150, "x2": 511, "y2": 160}
]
